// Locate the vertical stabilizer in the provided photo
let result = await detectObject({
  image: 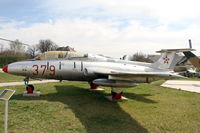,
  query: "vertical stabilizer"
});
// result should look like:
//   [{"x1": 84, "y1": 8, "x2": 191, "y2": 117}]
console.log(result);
[
  {"x1": 183, "y1": 51, "x2": 200, "y2": 68},
  {"x1": 151, "y1": 48, "x2": 195, "y2": 70},
  {"x1": 150, "y1": 52, "x2": 179, "y2": 70}
]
